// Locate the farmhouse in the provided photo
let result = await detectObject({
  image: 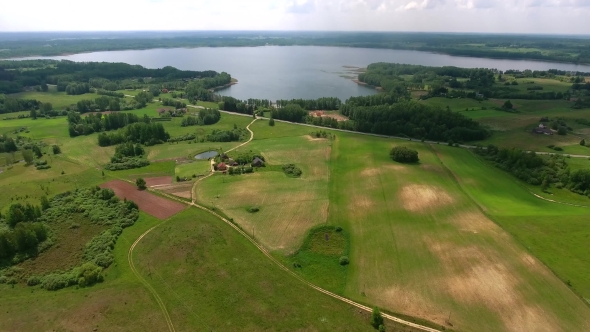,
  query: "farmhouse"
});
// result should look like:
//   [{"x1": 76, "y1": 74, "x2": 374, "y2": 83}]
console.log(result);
[
  {"x1": 217, "y1": 162, "x2": 228, "y2": 172},
  {"x1": 532, "y1": 123, "x2": 553, "y2": 135},
  {"x1": 252, "y1": 157, "x2": 265, "y2": 167}
]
